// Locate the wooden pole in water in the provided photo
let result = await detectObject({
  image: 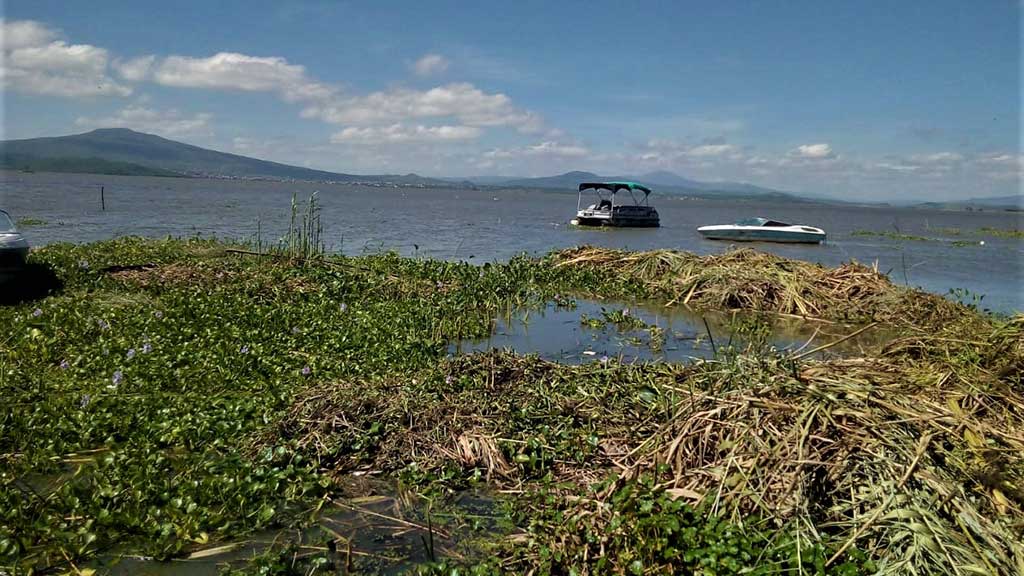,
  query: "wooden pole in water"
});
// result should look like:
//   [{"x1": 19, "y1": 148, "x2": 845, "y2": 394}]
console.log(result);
[{"x1": 100, "y1": 186, "x2": 105, "y2": 211}]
